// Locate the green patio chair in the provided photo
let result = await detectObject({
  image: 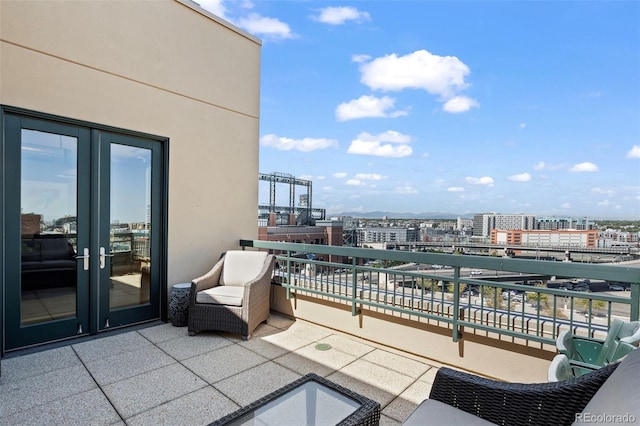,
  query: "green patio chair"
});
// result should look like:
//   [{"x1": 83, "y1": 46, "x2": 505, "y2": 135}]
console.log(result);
[{"x1": 555, "y1": 319, "x2": 640, "y2": 376}]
